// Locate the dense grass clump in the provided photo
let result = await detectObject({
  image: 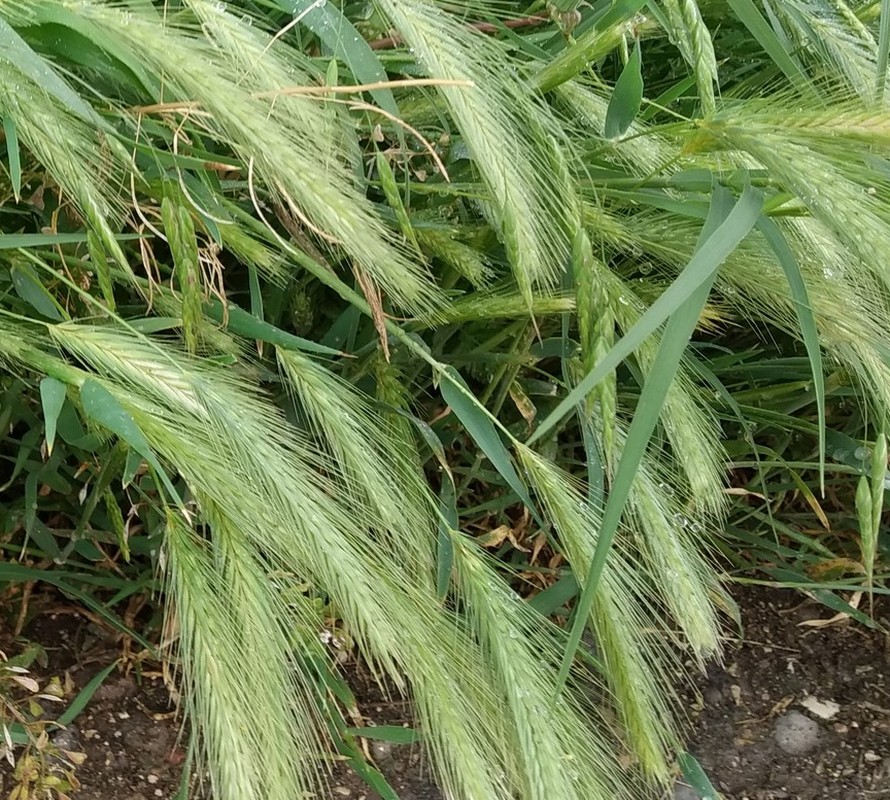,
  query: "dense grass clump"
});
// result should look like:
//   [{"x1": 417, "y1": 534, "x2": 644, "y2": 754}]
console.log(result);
[{"x1": 0, "y1": 2, "x2": 888, "y2": 798}]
